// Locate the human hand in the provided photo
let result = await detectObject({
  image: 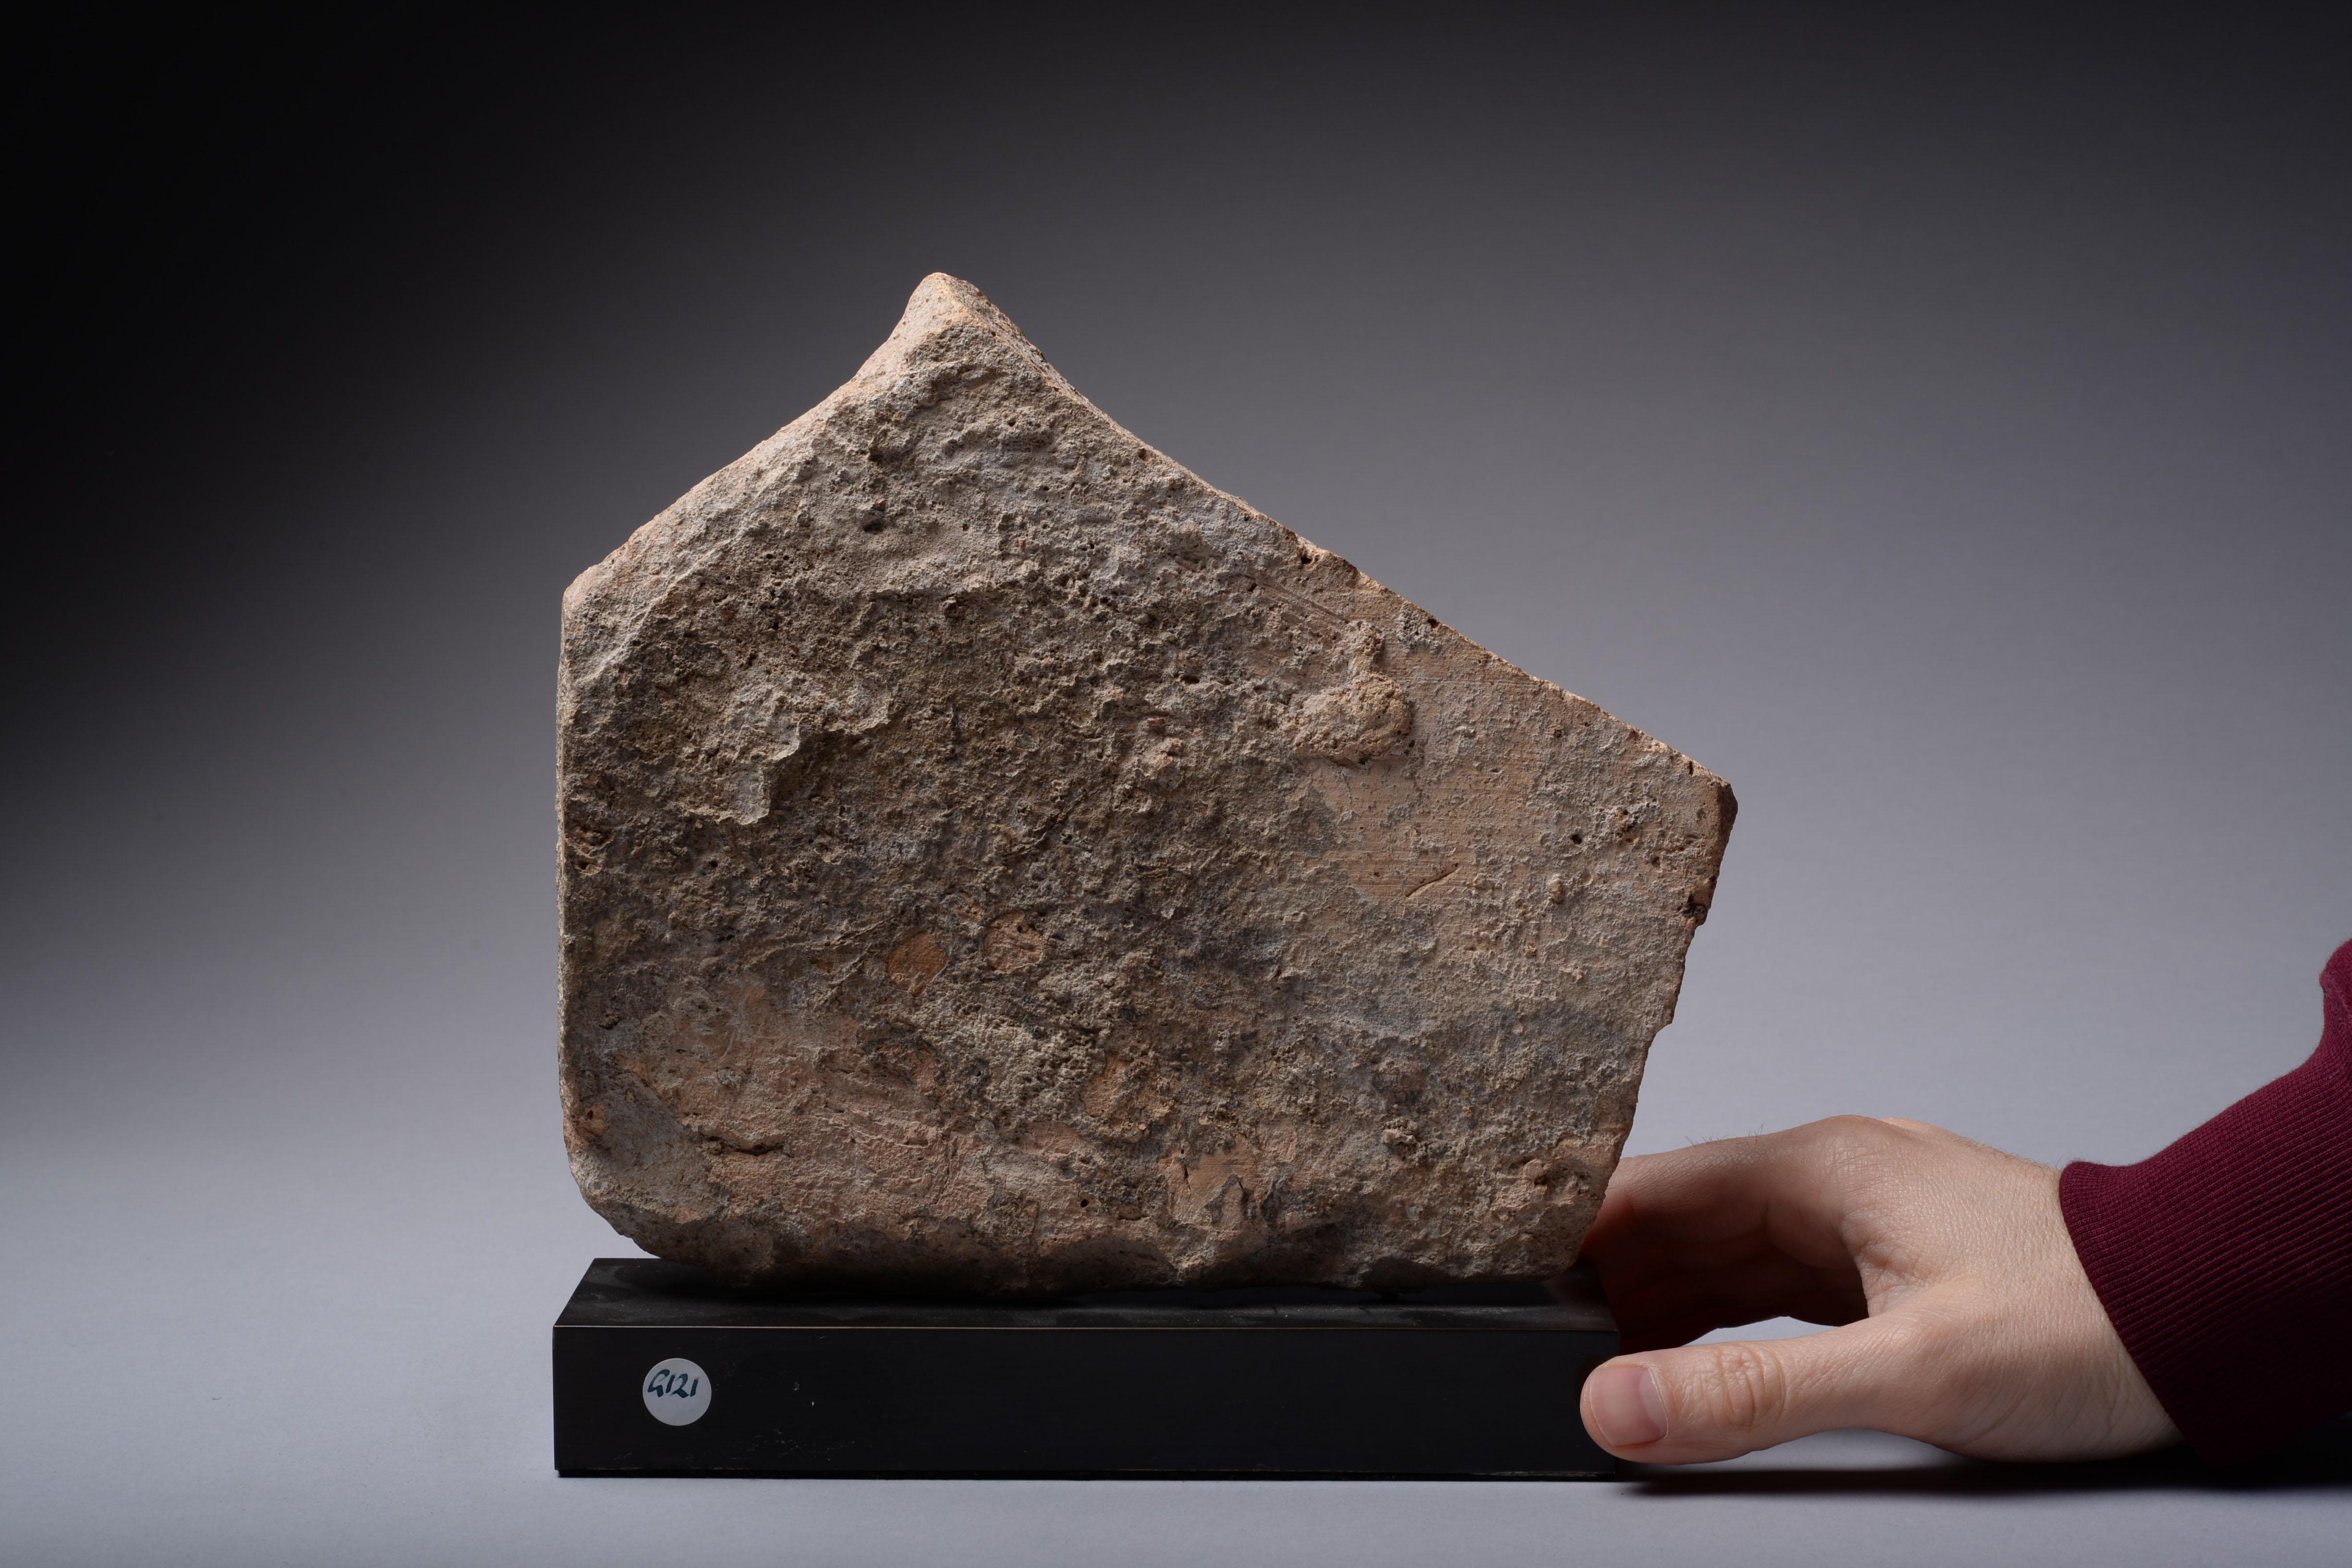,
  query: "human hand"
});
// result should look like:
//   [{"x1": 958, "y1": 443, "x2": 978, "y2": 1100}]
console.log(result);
[{"x1": 1575, "y1": 1116, "x2": 2179, "y2": 1464}]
